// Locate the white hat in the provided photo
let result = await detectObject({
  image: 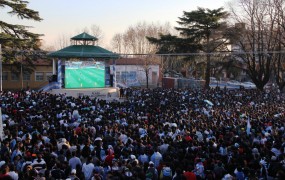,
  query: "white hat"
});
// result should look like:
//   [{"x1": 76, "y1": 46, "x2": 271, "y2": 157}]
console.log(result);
[
  {"x1": 149, "y1": 161, "x2": 154, "y2": 165},
  {"x1": 125, "y1": 170, "x2": 132, "y2": 177},
  {"x1": 130, "y1": 155, "x2": 136, "y2": 160},
  {"x1": 259, "y1": 159, "x2": 267, "y2": 166},
  {"x1": 71, "y1": 169, "x2": 76, "y2": 174},
  {"x1": 59, "y1": 138, "x2": 67, "y2": 143},
  {"x1": 271, "y1": 156, "x2": 277, "y2": 161},
  {"x1": 252, "y1": 148, "x2": 259, "y2": 154},
  {"x1": 264, "y1": 132, "x2": 270, "y2": 137},
  {"x1": 223, "y1": 174, "x2": 233, "y2": 180}
]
